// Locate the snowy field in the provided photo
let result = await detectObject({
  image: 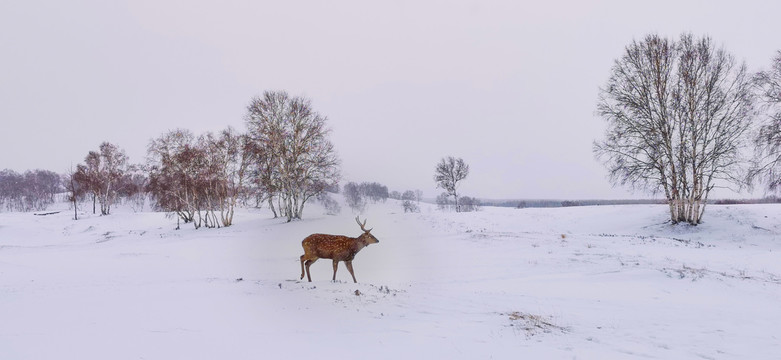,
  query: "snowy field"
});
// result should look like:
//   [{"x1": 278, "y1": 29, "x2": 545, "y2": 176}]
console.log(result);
[{"x1": 1, "y1": 199, "x2": 780, "y2": 359}]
